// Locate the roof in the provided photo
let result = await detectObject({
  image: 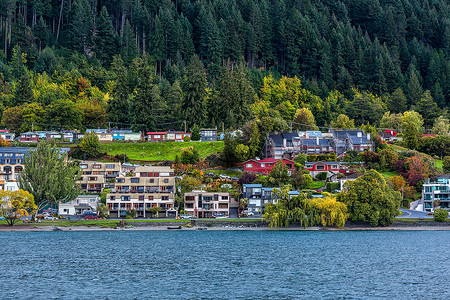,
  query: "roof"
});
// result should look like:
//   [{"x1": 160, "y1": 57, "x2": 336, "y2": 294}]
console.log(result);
[
  {"x1": 111, "y1": 129, "x2": 133, "y2": 134},
  {"x1": 306, "y1": 131, "x2": 323, "y2": 137},
  {"x1": 76, "y1": 195, "x2": 100, "y2": 198},
  {"x1": 134, "y1": 166, "x2": 173, "y2": 173},
  {"x1": 0, "y1": 147, "x2": 30, "y2": 154},
  {"x1": 340, "y1": 173, "x2": 362, "y2": 180},
  {"x1": 305, "y1": 161, "x2": 340, "y2": 165},
  {"x1": 147, "y1": 132, "x2": 167, "y2": 135},
  {"x1": 243, "y1": 184, "x2": 263, "y2": 187},
  {"x1": 301, "y1": 138, "x2": 331, "y2": 146},
  {"x1": 86, "y1": 129, "x2": 108, "y2": 133},
  {"x1": 333, "y1": 130, "x2": 364, "y2": 139},
  {"x1": 349, "y1": 136, "x2": 369, "y2": 145},
  {"x1": 21, "y1": 132, "x2": 38, "y2": 135},
  {"x1": 268, "y1": 134, "x2": 284, "y2": 147}
]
